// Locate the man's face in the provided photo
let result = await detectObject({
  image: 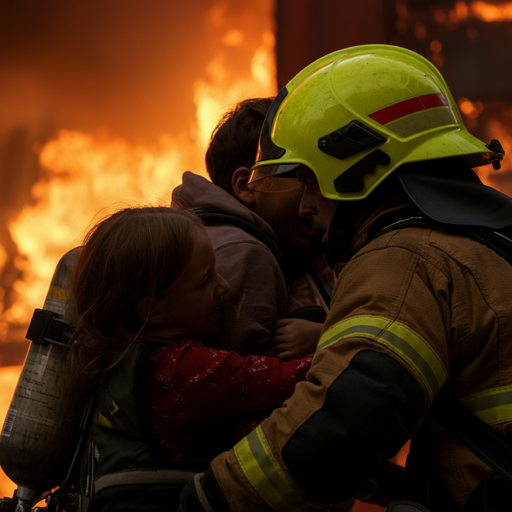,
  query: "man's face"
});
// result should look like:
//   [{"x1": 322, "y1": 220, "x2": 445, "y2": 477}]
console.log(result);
[
  {"x1": 296, "y1": 167, "x2": 338, "y2": 244},
  {"x1": 252, "y1": 179, "x2": 315, "y2": 253}
]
